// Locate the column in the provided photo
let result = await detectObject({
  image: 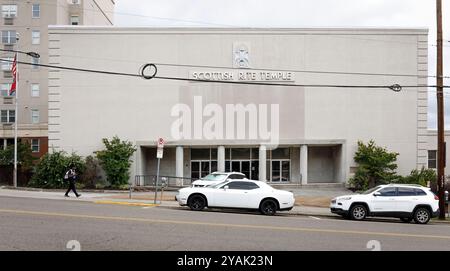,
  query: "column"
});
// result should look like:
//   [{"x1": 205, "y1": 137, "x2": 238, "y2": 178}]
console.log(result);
[
  {"x1": 217, "y1": 146, "x2": 225, "y2": 172},
  {"x1": 176, "y1": 146, "x2": 184, "y2": 186},
  {"x1": 300, "y1": 145, "x2": 308, "y2": 185},
  {"x1": 259, "y1": 145, "x2": 267, "y2": 182},
  {"x1": 135, "y1": 146, "x2": 143, "y2": 186}
]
